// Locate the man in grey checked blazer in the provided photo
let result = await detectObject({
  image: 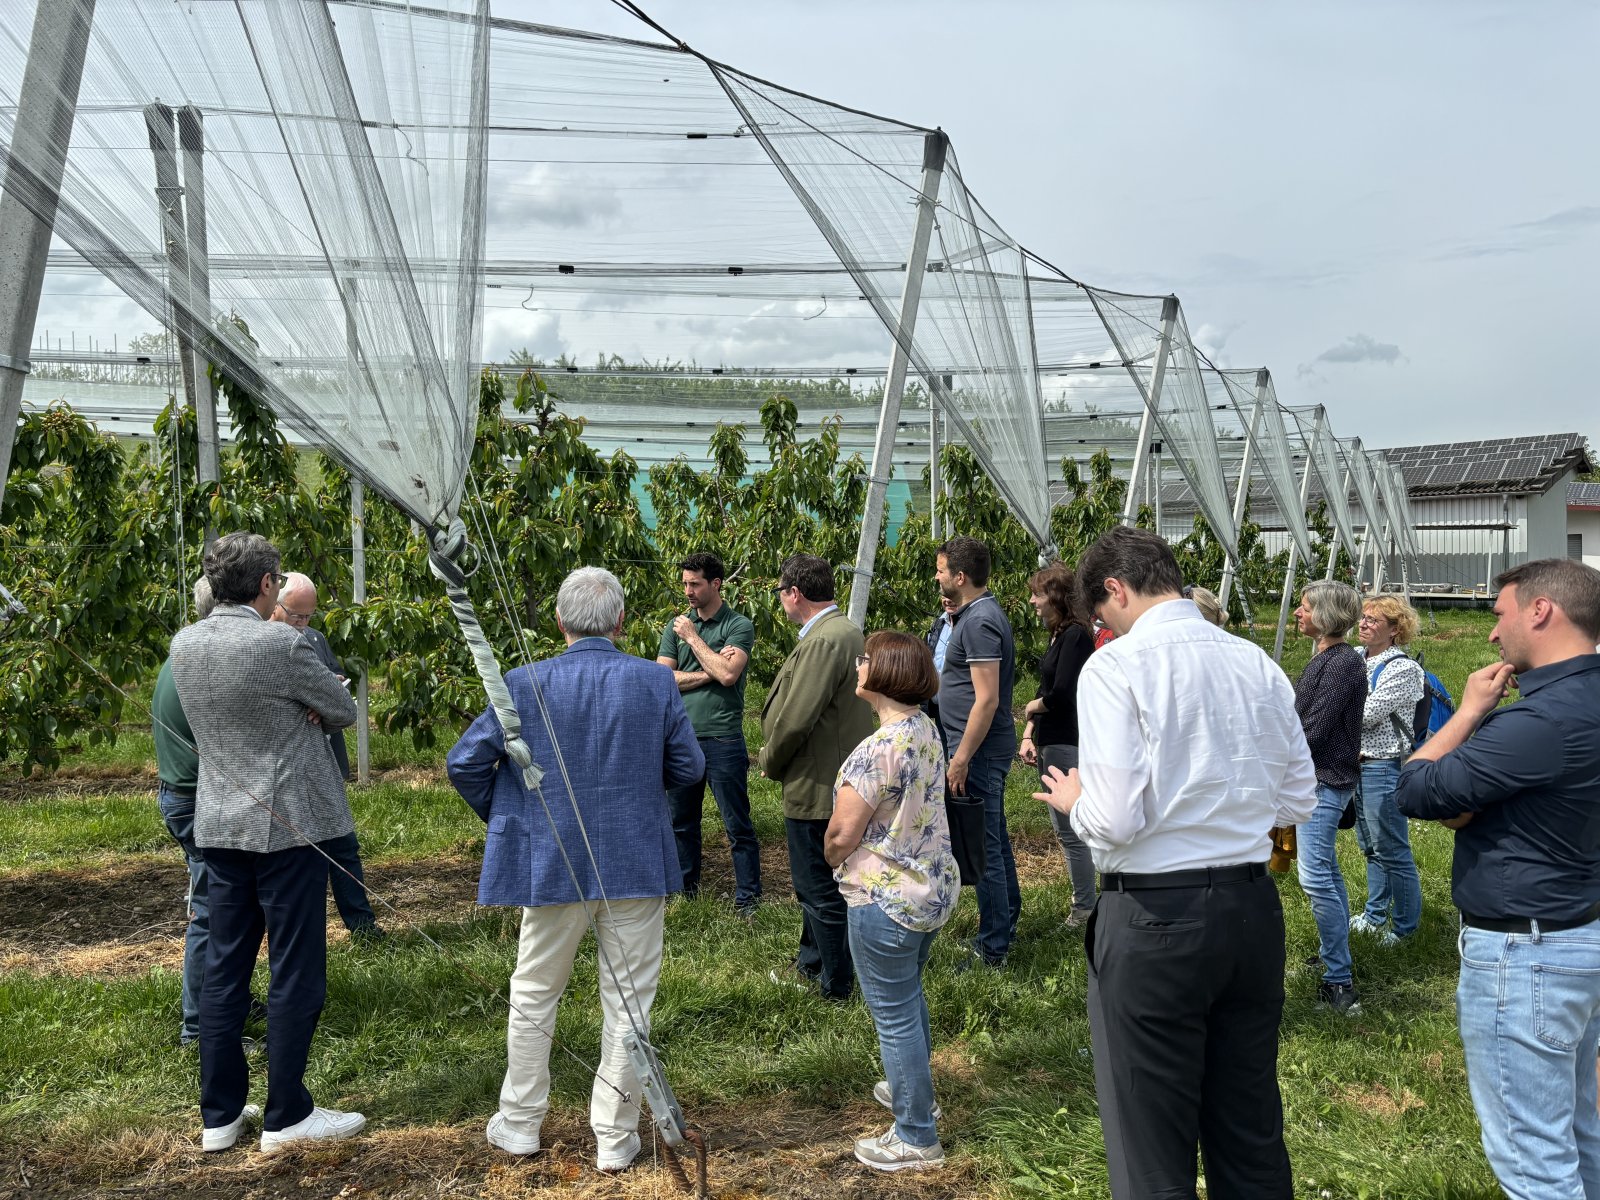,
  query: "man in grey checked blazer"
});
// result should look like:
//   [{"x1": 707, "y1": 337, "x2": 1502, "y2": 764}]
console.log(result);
[{"x1": 169, "y1": 531, "x2": 364, "y2": 1155}]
